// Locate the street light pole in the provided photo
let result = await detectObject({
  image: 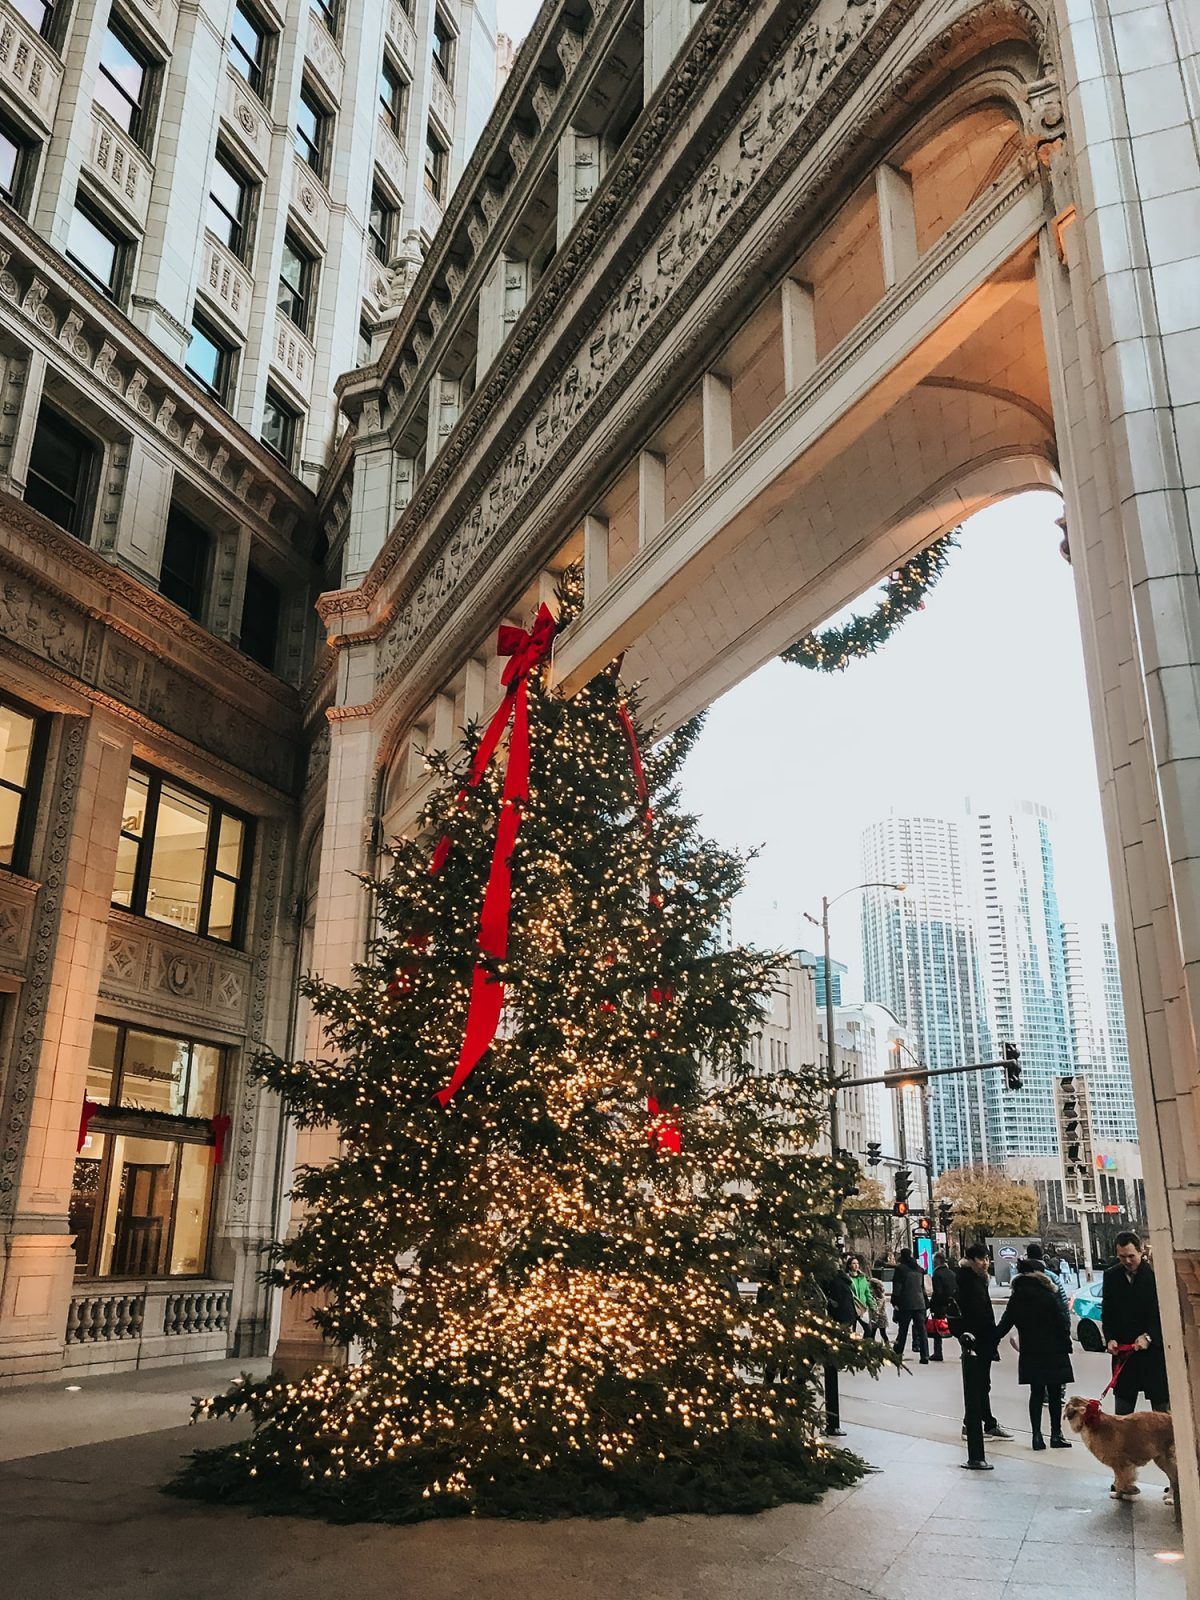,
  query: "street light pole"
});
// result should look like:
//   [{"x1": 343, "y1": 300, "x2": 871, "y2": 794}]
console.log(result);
[
  {"x1": 823, "y1": 894, "x2": 839, "y2": 1157},
  {"x1": 807, "y1": 880, "x2": 906, "y2": 1162}
]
